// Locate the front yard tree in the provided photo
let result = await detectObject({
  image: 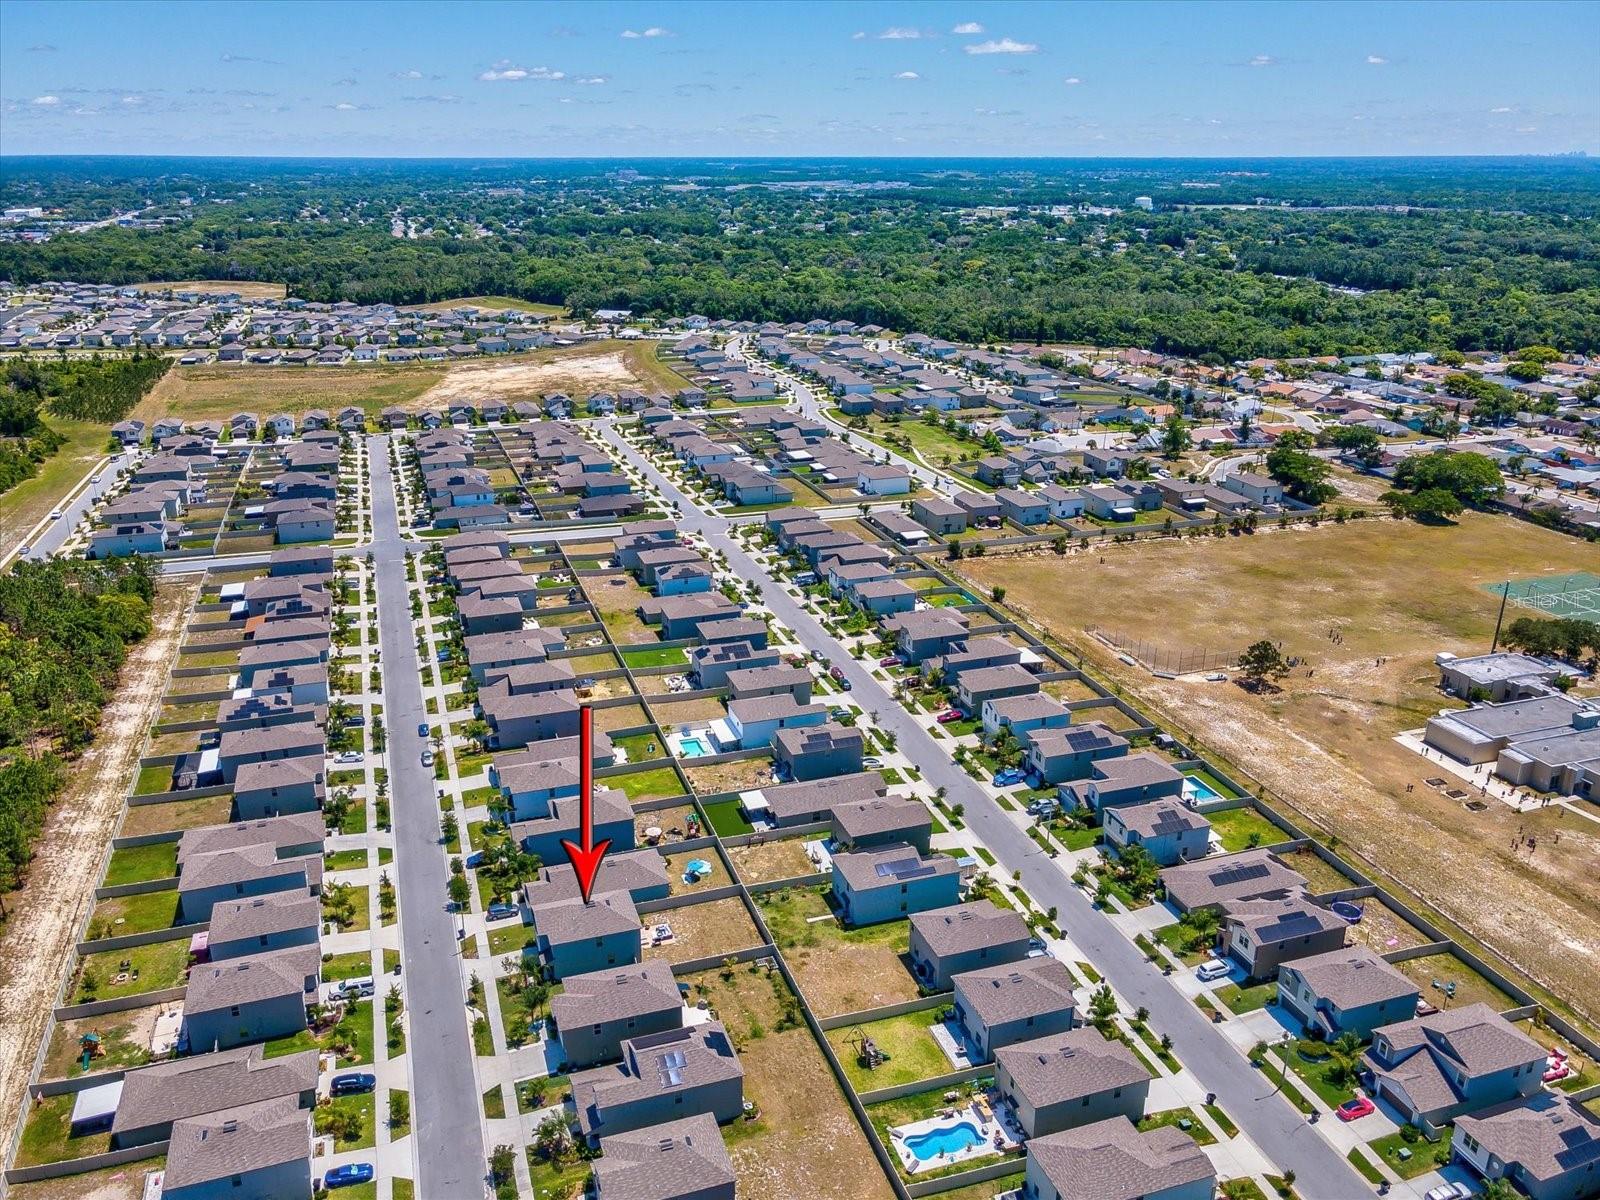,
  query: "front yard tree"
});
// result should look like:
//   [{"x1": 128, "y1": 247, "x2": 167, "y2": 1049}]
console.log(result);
[{"x1": 1160, "y1": 413, "x2": 1191, "y2": 459}]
